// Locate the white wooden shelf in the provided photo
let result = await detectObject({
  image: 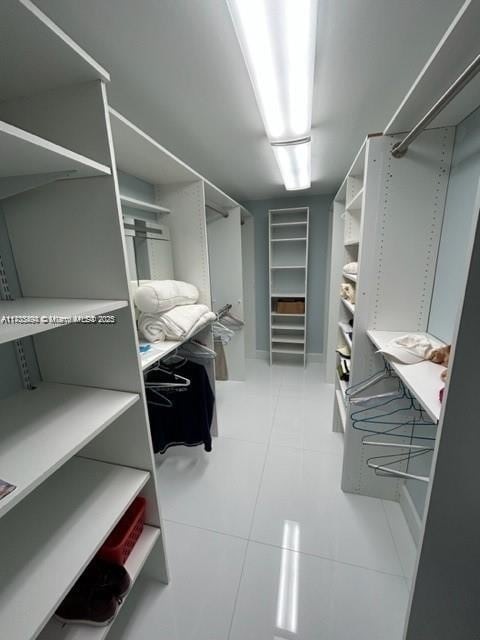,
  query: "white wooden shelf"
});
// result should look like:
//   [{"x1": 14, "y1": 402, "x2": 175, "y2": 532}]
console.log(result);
[
  {"x1": 340, "y1": 297, "x2": 355, "y2": 314},
  {"x1": 344, "y1": 239, "x2": 360, "y2": 247},
  {"x1": 0, "y1": 457, "x2": 149, "y2": 640},
  {"x1": 335, "y1": 389, "x2": 347, "y2": 432},
  {"x1": 38, "y1": 526, "x2": 160, "y2": 640},
  {"x1": 270, "y1": 222, "x2": 307, "y2": 227},
  {"x1": 343, "y1": 272, "x2": 357, "y2": 283},
  {"x1": 0, "y1": 120, "x2": 111, "y2": 199},
  {"x1": 338, "y1": 322, "x2": 353, "y2": 349},
  {"x1": 271, "y1": 312, "x2": 305, "y2": 317},
  {"x1": 271, "y1": 237, "x2": 307, "y2": 243},
  {"x1": 139, "y1": 317, "x2": 216, "y2": 370},
  {"x1": 271, "y1": 292, "x2": 306, "y2": 298},
  {"x1": 0, "y1": 382, "x2": 138, "y2": 518},
  {"x1": 1, "y1": 0, "x2": 110, "y2": 102},
  {"x1": 0, "y1": 298, "x2": 128, "y2": 345},
  {"x1": 271, "y1": 323, "x2": 304, "y2": 330},
  {"x1": 367, "y1": 330, "x2": 445, "y2": 423},
  {"x1": 140, "y1": 340, "x2": 181, "y2": 370},
  {"x1": 272, "y1": 345, "x2": 304, "y2": 354},
  {"x1": 120, "y1": 195, "x2": 170, "y2": 215},
  {"x1": 345, "y1": 187, "x2": 364, "y2": 212},
  {"x1": 272, "y1": 334, "x2": 305, "y2": 344},
  {"x1": 271, "y1": 265, "x2": 306, "y2": 270}
]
